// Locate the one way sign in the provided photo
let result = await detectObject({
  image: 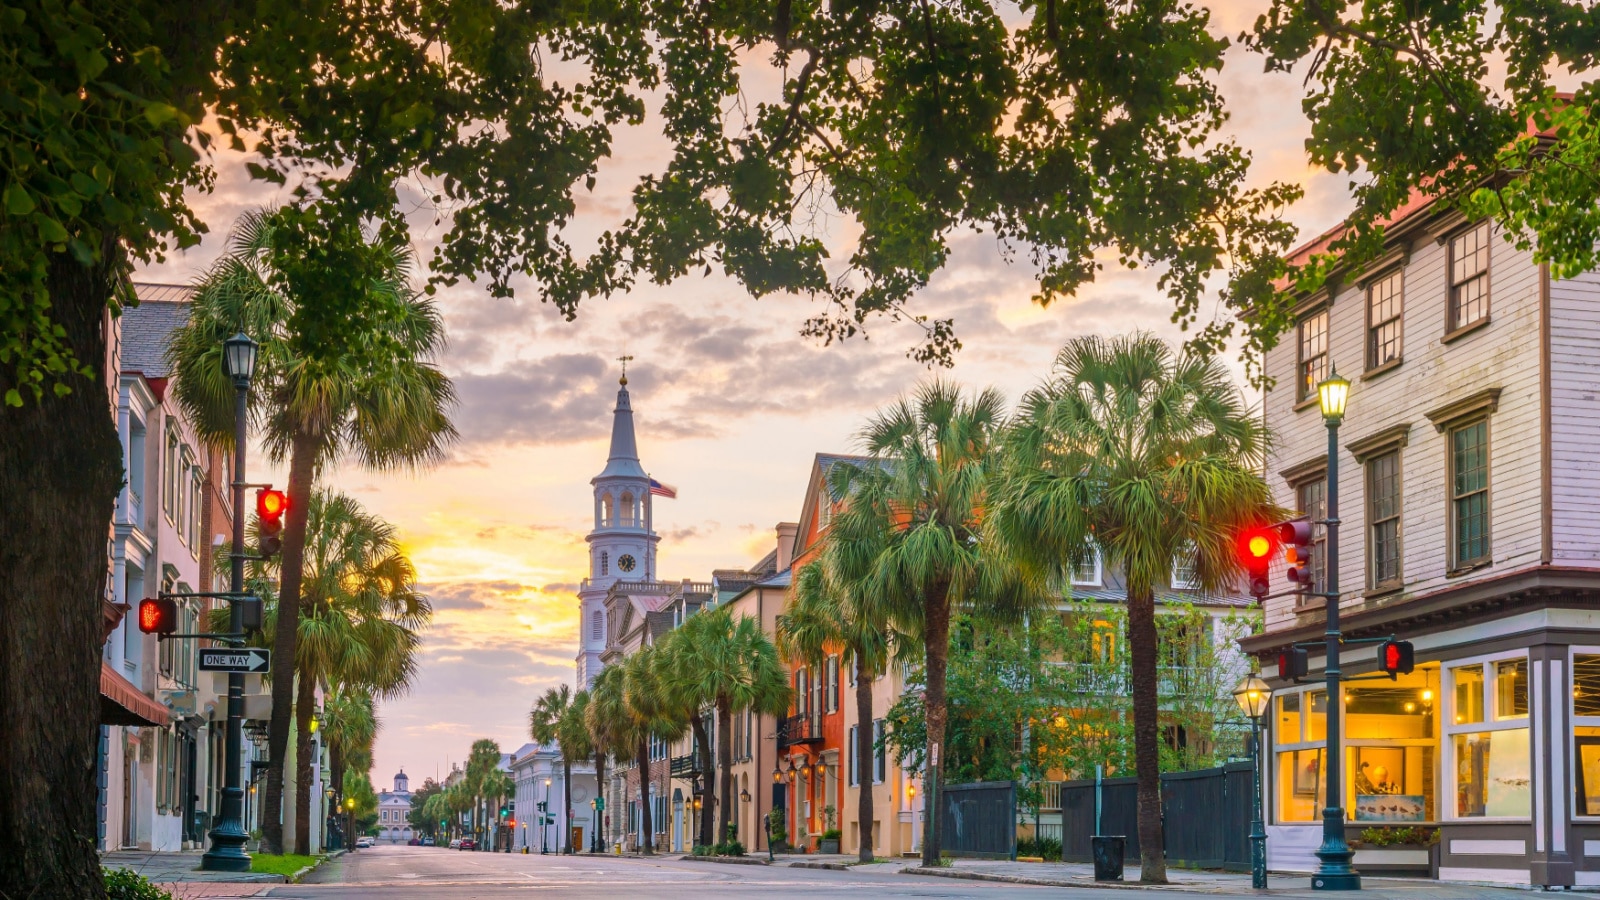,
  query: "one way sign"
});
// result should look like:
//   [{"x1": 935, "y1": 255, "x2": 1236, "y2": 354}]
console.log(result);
[{"x1": 199, "y1": 648, "x2": 271, "y2": 674}]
